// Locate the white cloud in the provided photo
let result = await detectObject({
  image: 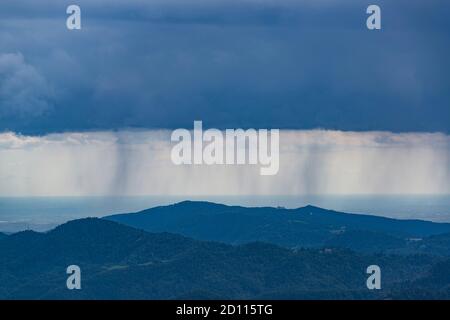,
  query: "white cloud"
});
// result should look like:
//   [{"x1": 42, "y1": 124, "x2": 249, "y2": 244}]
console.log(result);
[{"x1": 0, "y1": 130, "x2": 448, "y2": 196}]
